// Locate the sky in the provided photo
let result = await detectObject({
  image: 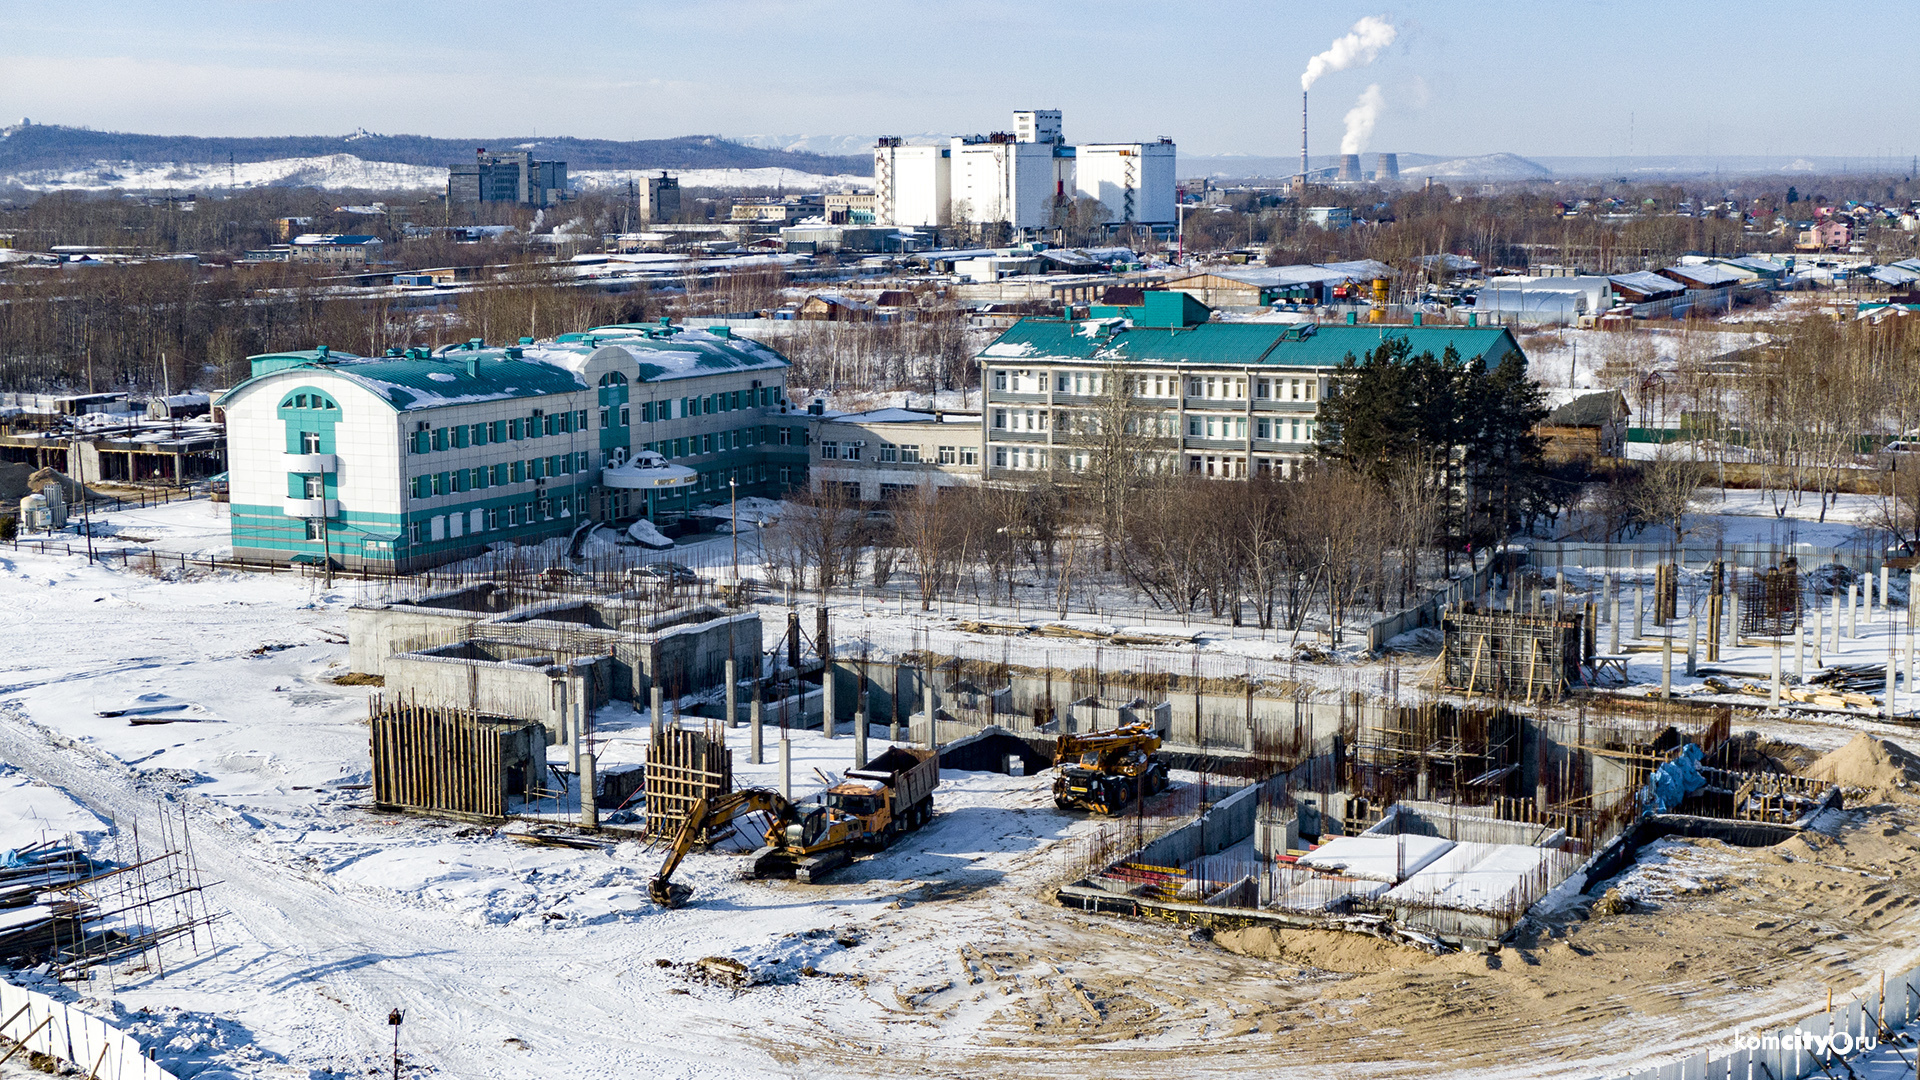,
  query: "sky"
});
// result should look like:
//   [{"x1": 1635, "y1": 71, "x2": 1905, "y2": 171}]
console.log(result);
[{"x1": 1, "y1": 0, "x2": 1914, "y2": 163}]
